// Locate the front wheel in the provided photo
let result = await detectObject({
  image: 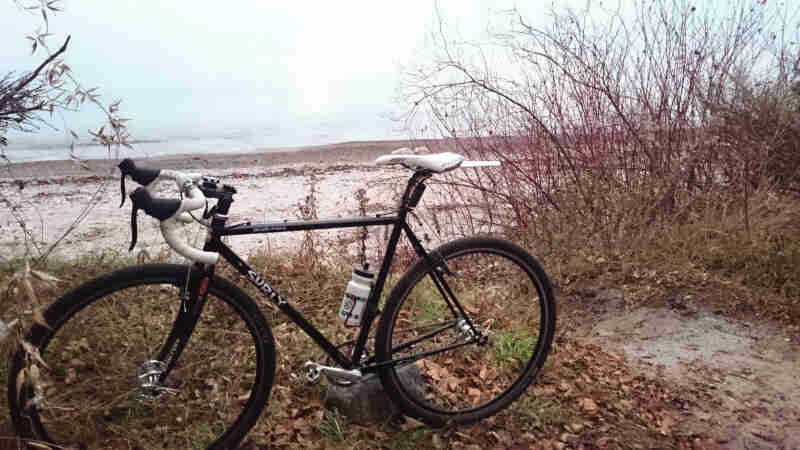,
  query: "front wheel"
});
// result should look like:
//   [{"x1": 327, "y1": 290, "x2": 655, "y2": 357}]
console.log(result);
[
  {"x1": 375, "y1": 237, "x2": 556, "y2": 426},
  {"x1": 8, "y1": 264, "x2": 275, "y2": 449}
]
